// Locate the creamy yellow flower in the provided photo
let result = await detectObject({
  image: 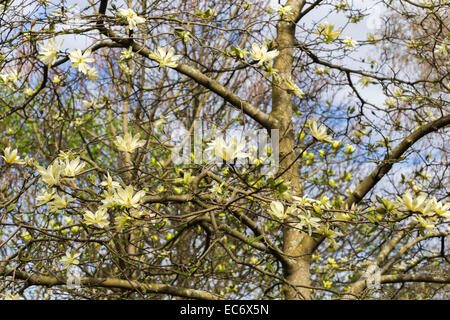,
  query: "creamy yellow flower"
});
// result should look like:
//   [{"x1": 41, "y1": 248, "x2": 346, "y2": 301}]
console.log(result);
[
  {"x1": 274, "y1": 5, "x2": 294, "y2": 16},
  {"x1": 385, "y1": 97, "x2": 396, "y2": 108},
  {"x1": 345, "y1": 144, "x2": 355, "y2": 154},
  {"x1": 36, "y1": 189, "x2": 56, "y2": 205},
  {"x1": 60, "y1": 251, "x2": 80, "y2": 269},
  {"x1": 284, "y1": 77, "x2": 305, "y2": 98},
  {"x1": 344, "y1": 36, "x2": 357, "y2": 49},
  {"x1": 2, "y1": 147, "x2": 25, "y2": 164},
  {"x1": 117, "y1": 8, "x2": 146, "y2": 29},
  {"x1": 413, "y1": 215, "x2": 436, "y2": 230},
  {"x1": 100, "y1": 172, "x2": 121, "y2": 190},
  {"x1": 268, "y1": 201, "x2": 295, "y2": 220},
  {"x1": 331, "y1": 140, "x2": 342, "y2": 149},
  {"x1": 149, "y1": 47, "x2": 181, "y2": 68},
  {"x1": 309, "y1": 120, "x2": 332, "y2": 143},
  {"x1": 62, "y1": 157, "x2": 85, "y2": 177},
  {"x1": 101, "y1": 193, "x2": 118, "y2": 208},
  {"x1": 358, "y1": 76, "x2": 371, "y2": 87},
  {"x1": 2, "y1": 292, "x2": 21, "y2": 300},
  {"x1": 36, "y1": 162, "x2": 62, "y2": 186},
  {"x1": 68, "y1": 49, "x2": 94, "y2": 74},
  {"x1": 434, "y1": 44, "x2": 448, "y2": 58},
  {"x1": 114, "y1": 132, "x2": 146, "y2": 153},
  {"x1": 336, "y1": 1, "x2": 350, "y2": 11},
  {"x1": 316, "y1": 22, "x2": 341, "y2": 43},
  {"x1": 423, "y1": 197, "x2": 450, "y2": 218},
  {"x1": 86, "y1": 67, "x2": 98, "y2": 81},
  {"x1": 249, "y1": 43, "x2": 279, "y2": 66},
  {"x1": 397, "y1": 191, "x2": 427, "y2": 212},
  {"x1": 38, "y1": 38, "x2": 63, "y2": 66},
  {"x1": 119, "y1": 63, "x2": 133, "y2": 75},
  {"x1": 83, "y1": 208, "x2": 110, "y2": 228},
  {"x1": 47, "y1": 193, "x2": 73, "y2": 212},
  {"x1": 206, "y1": 136, "x2": 248, "y2": 162},
  {"x1": 52, "y1": 75, "x2": 61, "y2": 83},
  {"x1": 0, "y1": 70, "x2": 20, "y2": 87},
  {"x1": 113, "y1": 185, "x2": 146, "y2": 208},
  {"x1": 296, "y1": 212, "x2": 321, "y2": 236},
  {"x1": 120, "y1": 47, "x2": 134, "y2": 62}
]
